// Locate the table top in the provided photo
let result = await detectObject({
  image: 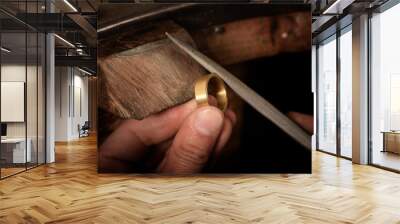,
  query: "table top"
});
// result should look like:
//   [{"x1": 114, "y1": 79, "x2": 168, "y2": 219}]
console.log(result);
[
  {"x1": 381, "y1": 131, "x2": 400, "y2": 134},
  {"x1": 1, "y1": 138, "x2": 28, "y2": 143}
]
